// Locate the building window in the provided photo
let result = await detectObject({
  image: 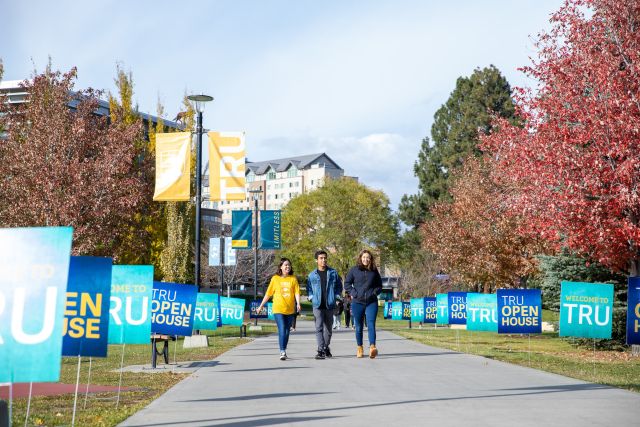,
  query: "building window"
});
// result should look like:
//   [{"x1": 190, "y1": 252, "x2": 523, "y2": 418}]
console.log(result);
[
  {"x1": 287, "y1": 167, "x2": 298, "y2": 178},
  {"x1": 267, "y1": 171, "x2": 276, "y2": 180}
]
